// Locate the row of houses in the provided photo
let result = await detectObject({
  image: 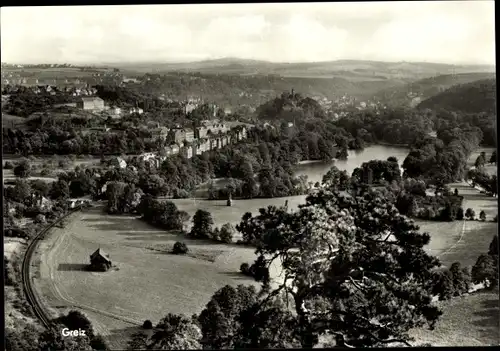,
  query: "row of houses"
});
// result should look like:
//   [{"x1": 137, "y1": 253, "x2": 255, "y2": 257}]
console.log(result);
[
  {"x1": 2, "y1": 75, "x2": 122, "y2": 88},
  {"x1": 75, "y1": 97, "x2": 144, "y2": 116},
  {"x1": 131, "y1": 124, "x2": 249, "y2": 168}
]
